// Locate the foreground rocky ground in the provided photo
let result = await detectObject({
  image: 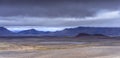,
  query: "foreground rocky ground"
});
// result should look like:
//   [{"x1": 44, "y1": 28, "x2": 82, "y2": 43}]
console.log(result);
[
  {"x1": 0, "y1": 36, "x2": 120, "y2": 58},
  {"x1": 0, "y1": 46, "x2": 120, "y2": 58}
]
